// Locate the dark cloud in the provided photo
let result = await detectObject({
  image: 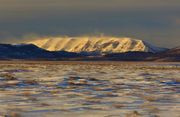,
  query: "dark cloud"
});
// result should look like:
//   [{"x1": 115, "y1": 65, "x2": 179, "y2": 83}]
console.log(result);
[{"x1": 0, "y1": 0, "x2": 179, "y2": 47}]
